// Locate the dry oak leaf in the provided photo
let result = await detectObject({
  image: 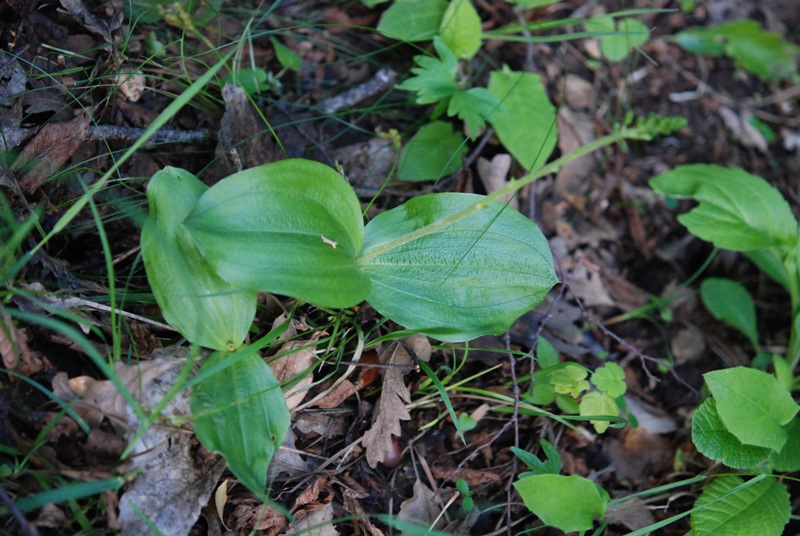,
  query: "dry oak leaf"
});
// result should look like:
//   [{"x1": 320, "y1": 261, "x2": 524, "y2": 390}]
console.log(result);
[
  {"x1": 397, "y1": 480, "x2": 440, "y2": 529},
  {"x1": 269, "y1": 332, "x2": 322, "y2": 412},
  {"x1": 362, "y1": 341, "x2": 414, "y2": 468}
]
